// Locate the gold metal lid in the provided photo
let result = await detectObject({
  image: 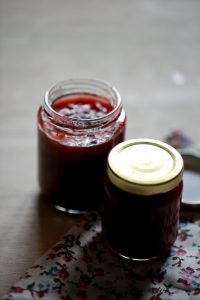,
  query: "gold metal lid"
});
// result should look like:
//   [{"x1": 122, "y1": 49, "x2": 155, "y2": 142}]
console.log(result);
[{"x1": 107, "y1": 138, "x2": 184, "y2": 195}]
